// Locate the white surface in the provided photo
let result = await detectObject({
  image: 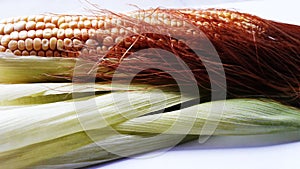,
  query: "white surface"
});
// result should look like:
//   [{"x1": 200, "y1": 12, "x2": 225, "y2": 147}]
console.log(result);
[{"x1": 1, "y1": 0, "x2": 299, "y2": 169}]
